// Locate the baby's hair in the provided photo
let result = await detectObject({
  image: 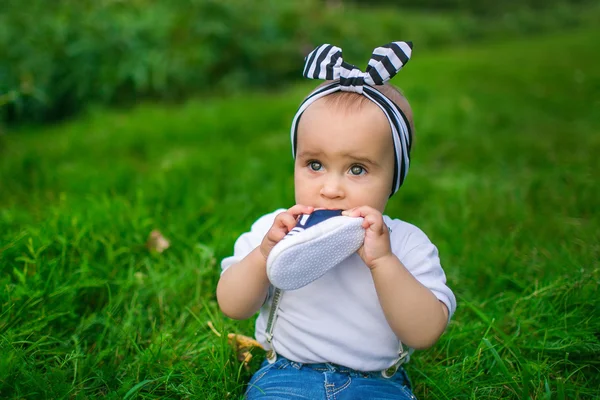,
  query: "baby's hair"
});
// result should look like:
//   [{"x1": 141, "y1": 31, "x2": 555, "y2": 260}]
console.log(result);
[{"x1": 309, "y1": 81, "x2": 415, "y2": 136}]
